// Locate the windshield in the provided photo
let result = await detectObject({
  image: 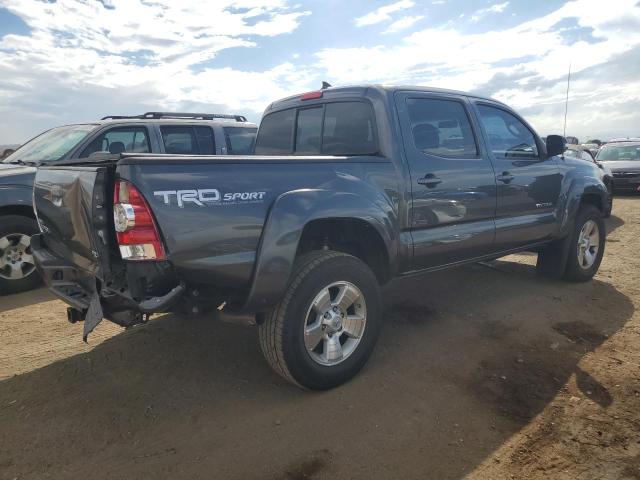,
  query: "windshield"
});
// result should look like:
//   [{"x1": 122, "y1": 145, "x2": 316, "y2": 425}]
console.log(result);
[
  {"x1": 596, "y1": 144, "x2": 640, "y2": 161},
  {"x1": 3, "y1": 124, "x2": 96, "y2": 164}
]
